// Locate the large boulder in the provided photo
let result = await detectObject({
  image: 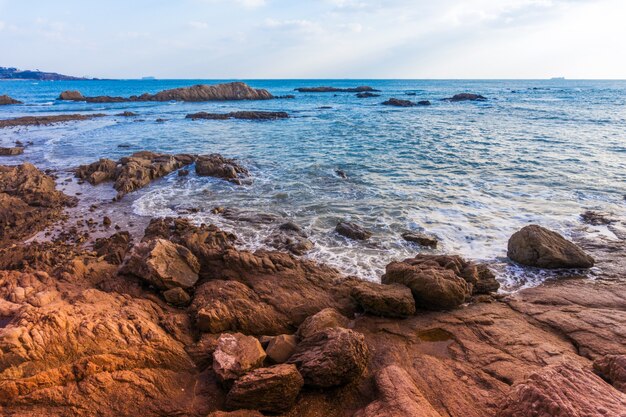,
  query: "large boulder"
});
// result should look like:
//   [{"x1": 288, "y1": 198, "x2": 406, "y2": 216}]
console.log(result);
[
  {"x1": 58, "y1": 90, "x2": 85, "y2": 101},
  {"x1": 121, "y1": 238, "x2": 200, "y2": 290},
  {"x1": 507, "y1": 225, "x2": 594, "y2": 268},
  {"x1": 296, "y1": 307, "x2": 350, "y2": 340},
  {"x1": 354, "y1": 366, "x2": 443, "y2": 417},
  {"x1": 497, "y1": 361, "x2": 626, "y2": 417},
  {"x1": 382, "y1": 98, "x2": 415, "y2": 107},
  {"x1": 225, "y1": 364, "x2": 304, "y2": 413},
  {"x1": 444, "y1": 93, "x2": 487, "y2": 102},
  {"x1": 288, "y1": 327, "x2": 369, "y2": 387},
  {"x1": 212, "y1": 333, "x2": 267, "y2": 383},
  {"x1": 0, "y1": 95, "x2": 22, "y2": 105},
  {"x1": 335, "y1": 221, "x2": 372, "y2": 240},
  {"x1": 75, "y1": 158, "x2": 117, "y2": 185},
  {"x1": 195, "y1": 154, "x2": 249, "y2": 184},
  {"x1": 265, "y1": 334, "x2": 298, "y2": 363},
  {"x1": 594, "y1": 355, "x2": 626, "y2": 393},
  {"x1": 351, "y1": 281, "x2": 416, "y2": 318}
]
